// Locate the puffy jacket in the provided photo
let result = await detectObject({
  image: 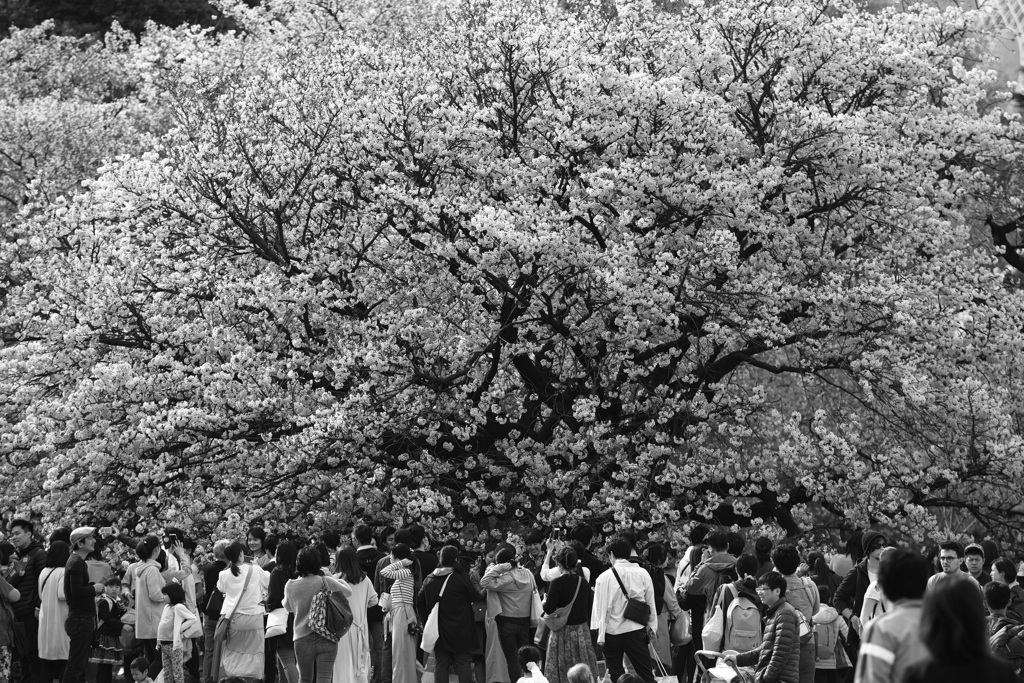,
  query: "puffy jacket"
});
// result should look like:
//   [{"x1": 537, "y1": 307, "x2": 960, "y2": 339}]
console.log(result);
[
  {"x1": 736, "y1": 597, "x2": 800, "y2": 683},
  {"x1": 11, "y1": 541, "x2": 46, "y2": 619},
  {"x1": 833, "y1": 560, "x2": 870, "y2": 620}
]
